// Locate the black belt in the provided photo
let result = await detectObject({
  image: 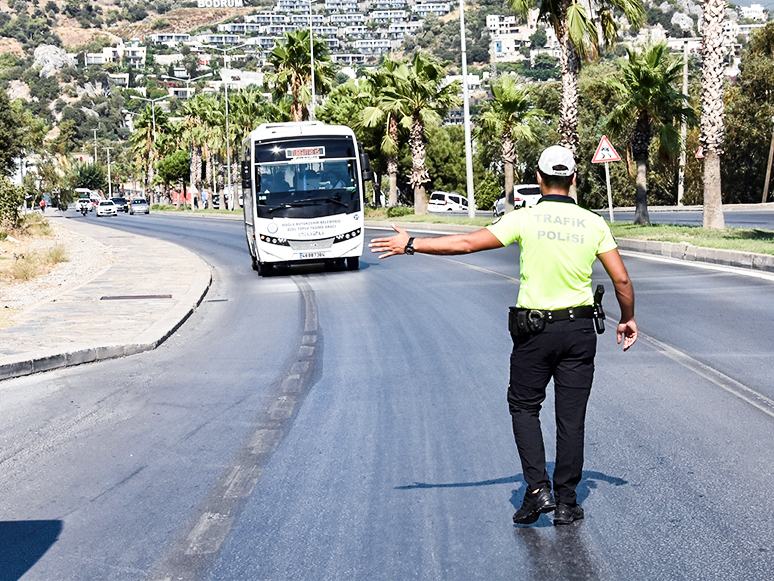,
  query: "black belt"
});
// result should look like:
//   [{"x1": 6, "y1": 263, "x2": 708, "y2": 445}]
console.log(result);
[
  {"x1": 509, "y1": 305, "x2": 595, "y2": 335},
  {"x1": 513, "y1": 305, "x2": 595, "y2": 322}
]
